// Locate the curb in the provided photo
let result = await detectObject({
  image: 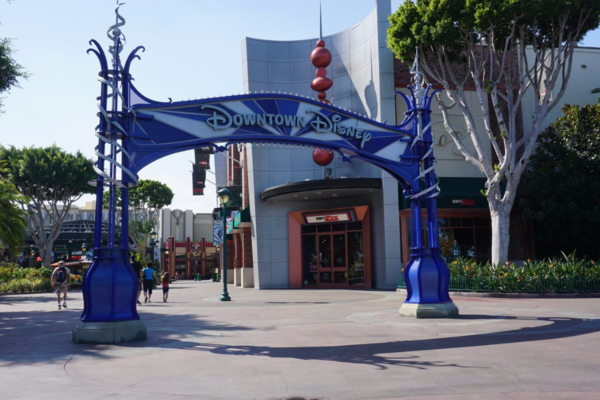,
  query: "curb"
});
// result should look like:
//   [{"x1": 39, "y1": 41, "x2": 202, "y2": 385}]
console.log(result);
[{"x1": 396, "y1": 288, "x2": 600, "y2": 299}]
